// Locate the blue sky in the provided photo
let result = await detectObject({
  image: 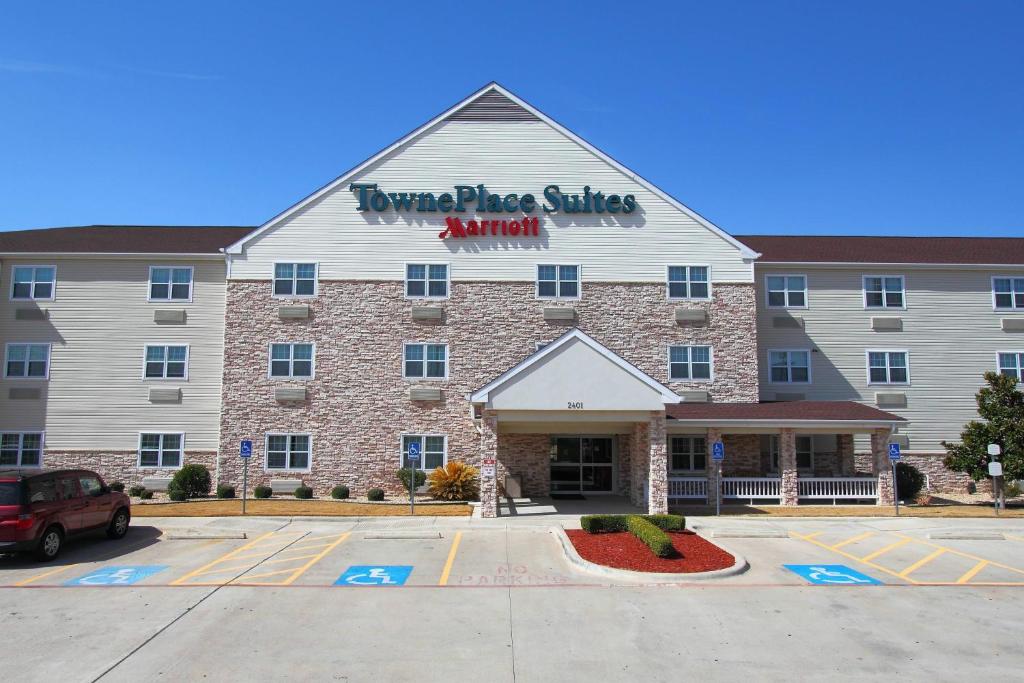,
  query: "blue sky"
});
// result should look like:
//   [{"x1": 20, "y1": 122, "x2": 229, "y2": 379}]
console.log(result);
[{"x1": 1, "y1": 1, "x2": 1021, "y2": 236}]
